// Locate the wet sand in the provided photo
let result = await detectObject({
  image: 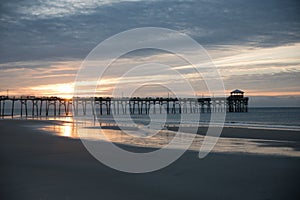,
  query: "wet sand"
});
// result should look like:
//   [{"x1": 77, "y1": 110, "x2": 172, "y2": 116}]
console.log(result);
[
  {"x1": 167, "y1": 126, "x2": 300, "y2": 141},
  {"x1": 1, "y1": 119, "x2": 300, "y2": 200}
]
